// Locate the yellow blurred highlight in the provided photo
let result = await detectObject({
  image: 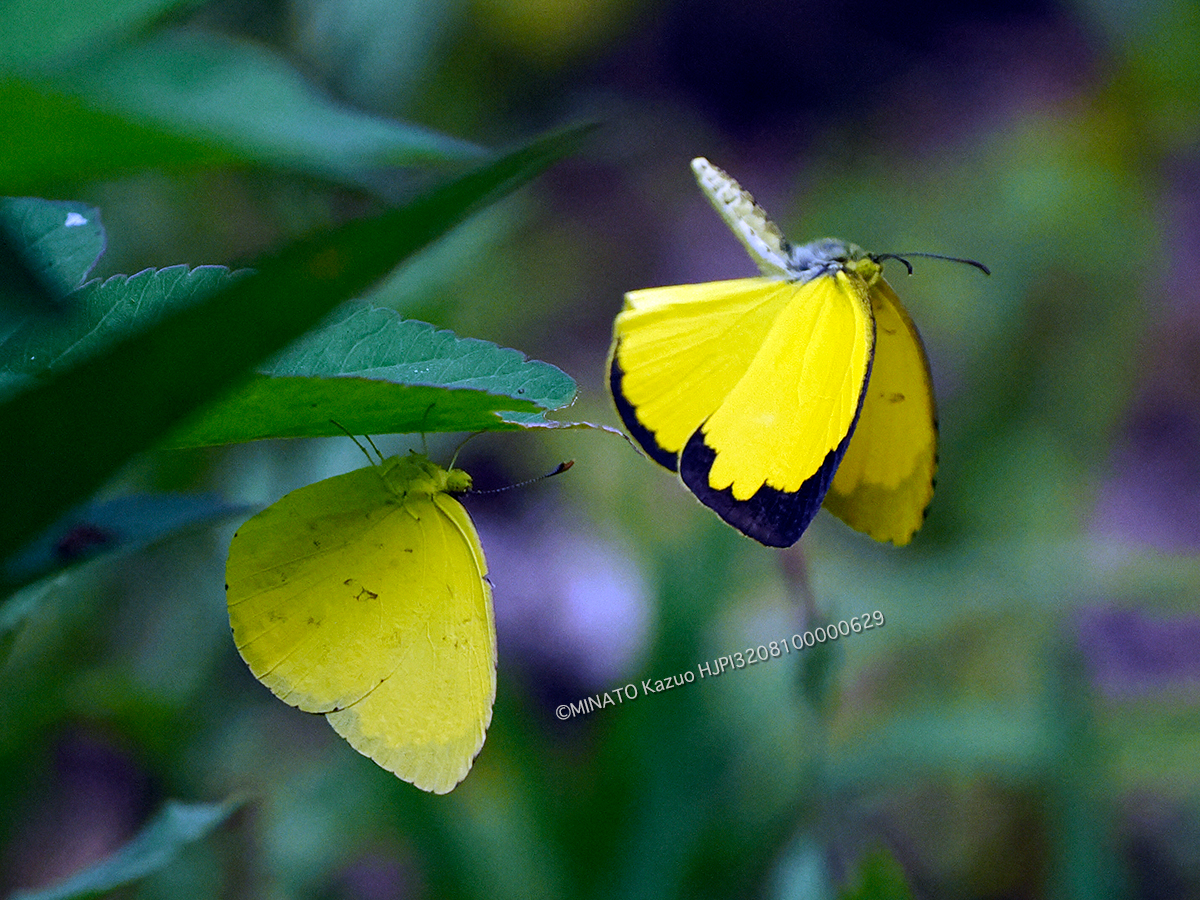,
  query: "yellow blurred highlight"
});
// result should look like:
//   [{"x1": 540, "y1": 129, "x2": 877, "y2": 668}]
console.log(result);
[{"x1": 469, "y1": 0, "x2": 646, "y2": 67}]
